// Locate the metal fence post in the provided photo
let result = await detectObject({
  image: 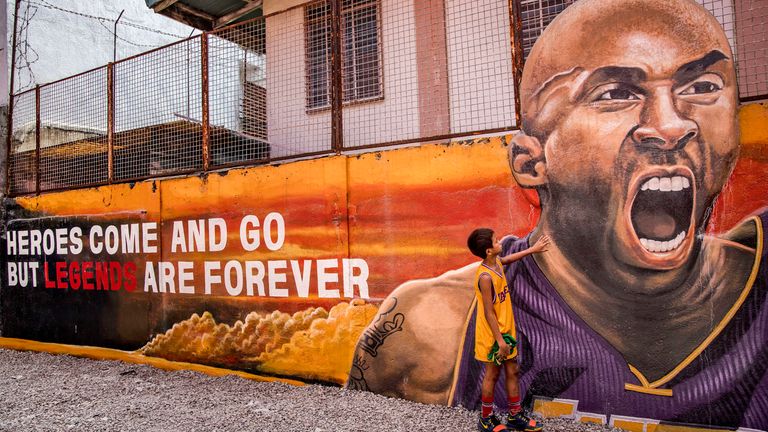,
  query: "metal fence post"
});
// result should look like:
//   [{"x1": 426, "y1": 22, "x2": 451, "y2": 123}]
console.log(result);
[
  {"x1": 5, "y1": 0, "x2": 21, "y2": 196},
  {"x1": 330, "y1": 0, "x2": 343, "y2": 153},
  {"x1": 34, "y1": 85, "x2": 40, "y2": 194},
  {"x1": 107, "y1": 63, "x2": 115, "y2": 183},
  {"x1": 5, "y1": 96, "x2": 13, "y2": 196},
  {"x1": 508, "y1": 0, "x2": 524, "y2": 128},
  {"x1": 201, "y1": 32, "x2": 210, "y2": 171}
]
